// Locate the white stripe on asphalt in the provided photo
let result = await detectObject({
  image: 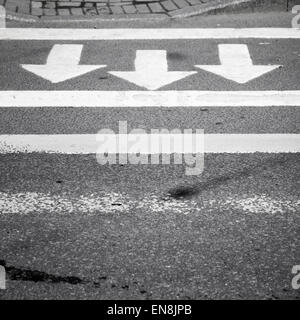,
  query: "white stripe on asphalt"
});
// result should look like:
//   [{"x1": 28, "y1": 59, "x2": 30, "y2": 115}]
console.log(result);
[
  {"x1": 0, "y1": 28, "x2": 299, "y2": 40},
  {"x1": 0, "y1": 191, "x2": 298, "y2": 215},
  {"x1": 1, "y1": 91, "x2": 300, "y2": 107},
  {"x1": 0, "y1": 134, "x2": 299, "y2": 154}
]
